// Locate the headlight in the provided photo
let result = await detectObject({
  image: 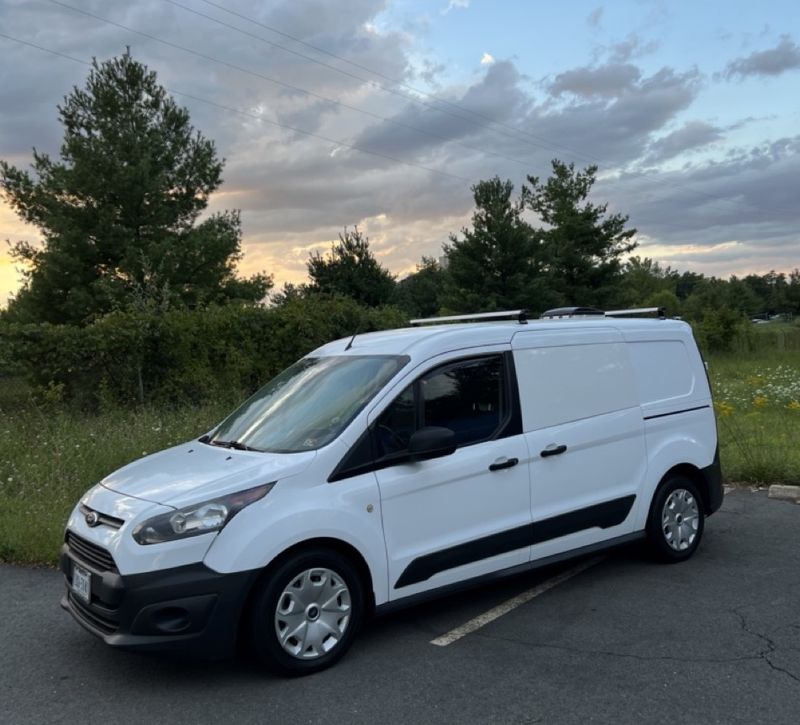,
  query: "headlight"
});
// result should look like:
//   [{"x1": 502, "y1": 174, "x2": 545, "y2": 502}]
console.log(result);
[{"x1": 132, "y1": 483, "x2": 275, "y2": 545}]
